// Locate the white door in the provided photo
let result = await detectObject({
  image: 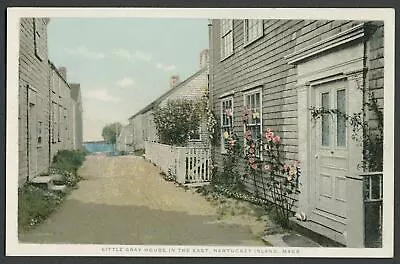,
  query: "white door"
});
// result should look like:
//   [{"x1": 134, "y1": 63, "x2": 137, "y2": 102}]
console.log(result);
[{"x1": 312, "y1": 79, "x2": 350, "y2": 219}]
